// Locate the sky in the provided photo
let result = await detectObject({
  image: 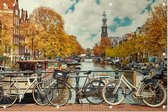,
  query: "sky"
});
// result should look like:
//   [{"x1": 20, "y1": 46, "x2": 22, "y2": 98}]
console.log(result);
[{"x1": 19, "y1": 0, "x2": 163, "y2": 49}]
